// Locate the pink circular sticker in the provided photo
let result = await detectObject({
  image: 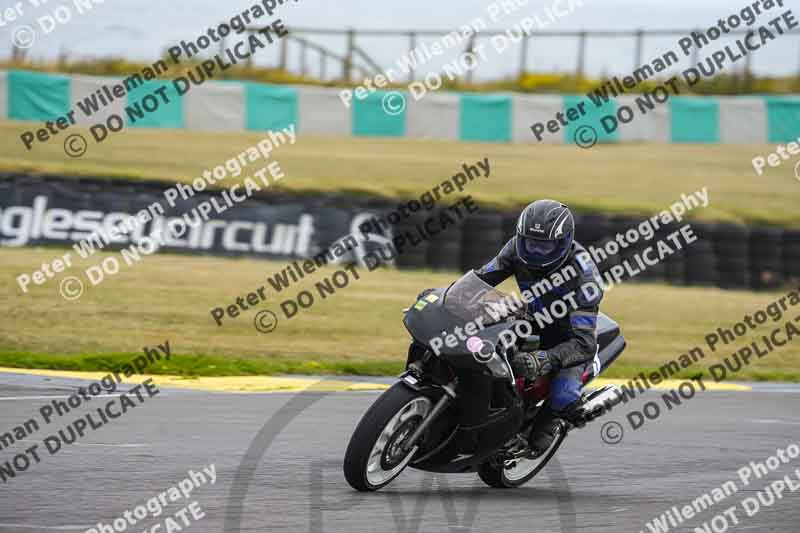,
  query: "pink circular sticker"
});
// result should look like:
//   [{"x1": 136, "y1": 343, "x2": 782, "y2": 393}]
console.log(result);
[{"x1": 466, "y1": 336, "x2": 484, "y2": 353}]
